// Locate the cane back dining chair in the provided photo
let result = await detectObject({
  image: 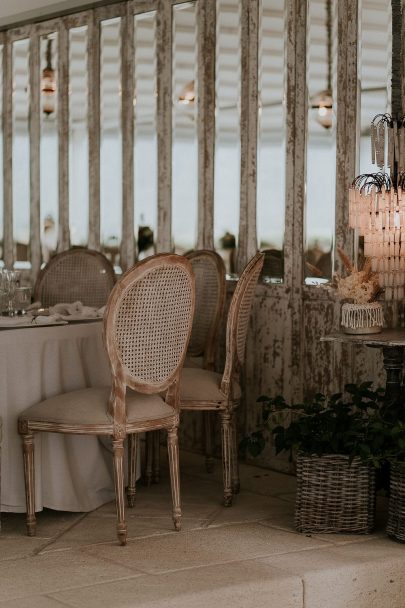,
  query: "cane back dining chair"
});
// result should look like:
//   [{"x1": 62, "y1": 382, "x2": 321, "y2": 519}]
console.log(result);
[
  {"x1": 185, "y1": 249, "x2": 226, "y2": 473},
  {"x1": 179, "y1": 251, "x2": 264, "y2": 506},
  {"x1": 146, "y1": 250, "x2": 226, "y2": 483},
  {"x1": 34, "y1": 247, "x2": 116, "y2": 308},
  {"x1": 18, "y1": 254, "x2": 195, "y2": 545}
]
